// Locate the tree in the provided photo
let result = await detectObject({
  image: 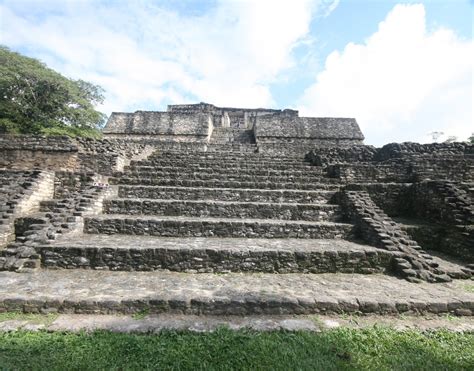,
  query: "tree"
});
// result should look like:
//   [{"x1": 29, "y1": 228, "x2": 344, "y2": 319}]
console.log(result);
[
  {"x1": 469, "y1": 134, "x2": 474, "y2": 143},
  {"x1": 444, "y1": 136, "x2": 457, "y2": 143},
  {"x1": 0, "y1": 46, "x2": 106, "y2": 137}
]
